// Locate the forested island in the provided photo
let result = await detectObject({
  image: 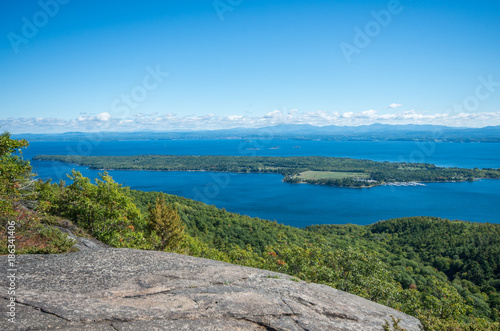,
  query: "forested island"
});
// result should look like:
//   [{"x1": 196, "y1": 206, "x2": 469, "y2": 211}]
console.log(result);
[{"x1": 34, "y1": 154, "x2": 500, "y2": 188}]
